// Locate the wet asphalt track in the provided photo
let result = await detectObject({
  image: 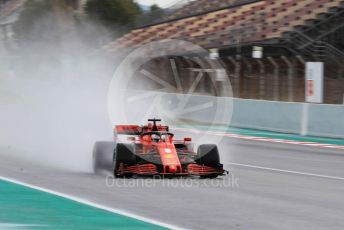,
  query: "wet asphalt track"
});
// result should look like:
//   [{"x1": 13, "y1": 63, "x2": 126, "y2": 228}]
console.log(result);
[{"x1": 1, "y1": 135, "x2": 344, "y2": 230}]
